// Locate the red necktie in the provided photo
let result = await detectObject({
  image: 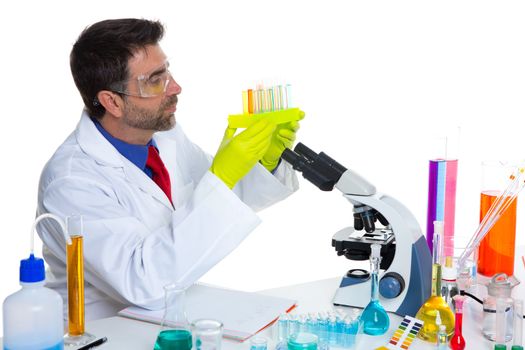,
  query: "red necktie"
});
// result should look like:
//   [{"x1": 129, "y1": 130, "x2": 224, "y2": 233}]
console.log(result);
[{"x1": 146, "y1": 145, "x2": 173, "y2": 204}]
